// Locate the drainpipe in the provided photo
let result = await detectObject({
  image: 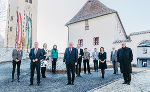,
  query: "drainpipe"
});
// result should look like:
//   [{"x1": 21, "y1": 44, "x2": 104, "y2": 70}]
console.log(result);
[{"x1": 67, "y1": 26, "x2": 69, "y2": 46}]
